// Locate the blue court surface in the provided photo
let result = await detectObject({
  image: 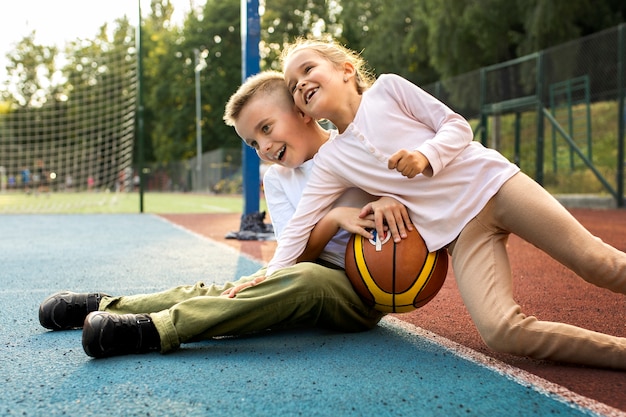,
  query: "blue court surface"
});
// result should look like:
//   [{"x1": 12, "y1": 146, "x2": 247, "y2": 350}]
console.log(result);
[{"x1": 0, "y1": 214, "x2": 616, "y2": 416}]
